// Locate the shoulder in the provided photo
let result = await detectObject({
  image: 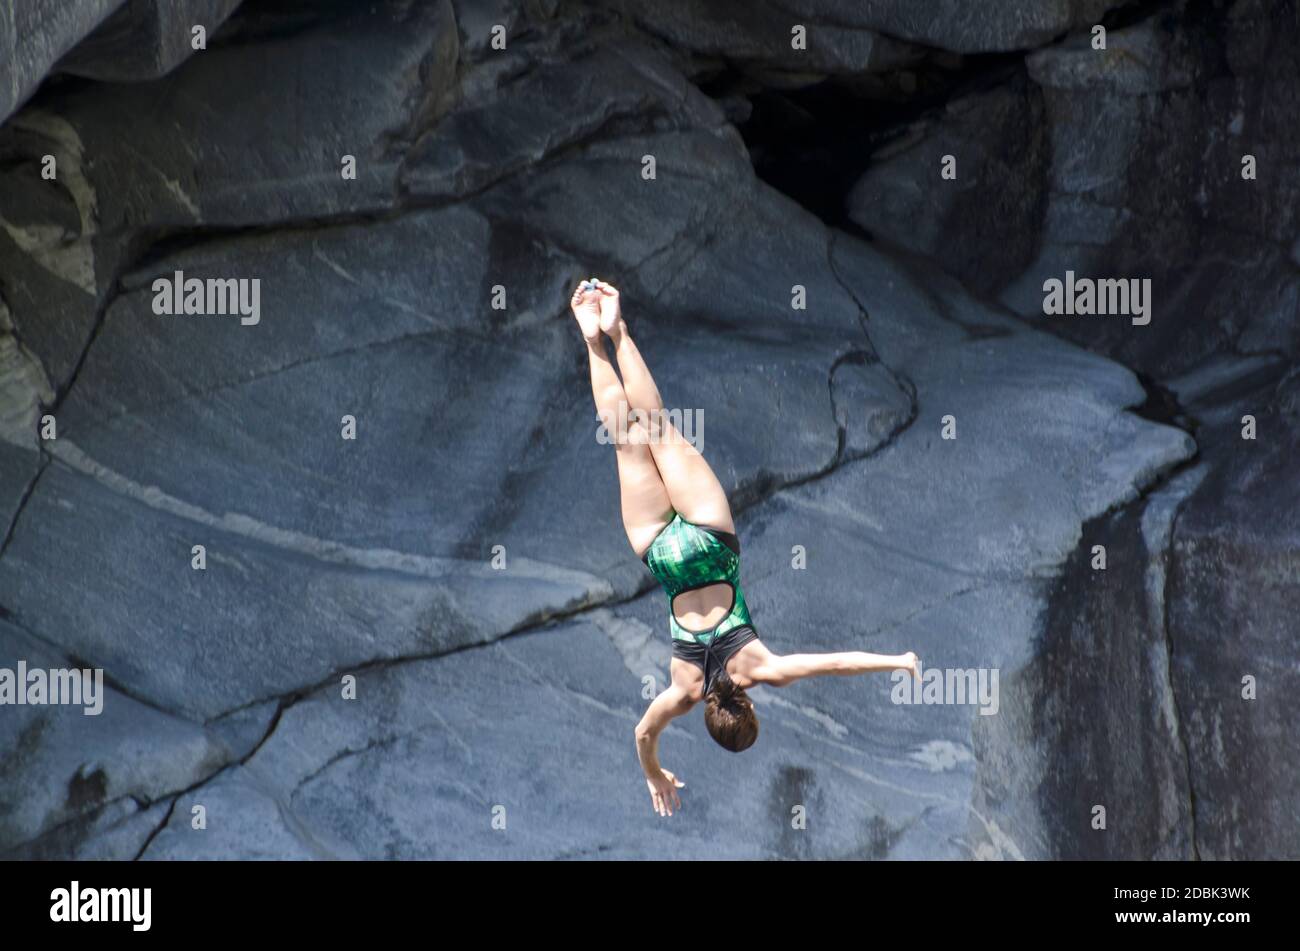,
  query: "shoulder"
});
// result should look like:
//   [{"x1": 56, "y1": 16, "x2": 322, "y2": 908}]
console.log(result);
[
  {"x1": 729, "y1": 638, "x2": 780, "y2": 688},
  {"x1": 668, "y1": 660, "x2": 706, "y2": 704}
]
